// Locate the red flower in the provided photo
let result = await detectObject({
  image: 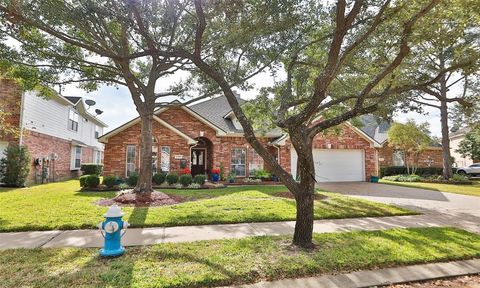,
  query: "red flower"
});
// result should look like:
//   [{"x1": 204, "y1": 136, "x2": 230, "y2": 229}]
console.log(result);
[
  {"x1": 182, "y1": 168, "x2": 191, "y2": 175},
  {"x1": 211, "y1": 168, "x2": 220, "y2": 174}
]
